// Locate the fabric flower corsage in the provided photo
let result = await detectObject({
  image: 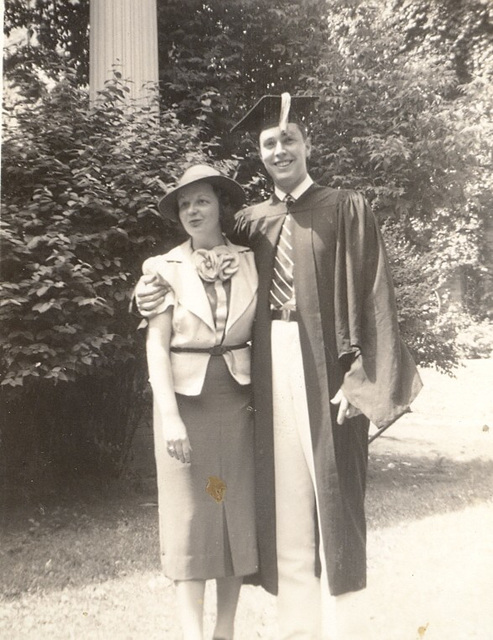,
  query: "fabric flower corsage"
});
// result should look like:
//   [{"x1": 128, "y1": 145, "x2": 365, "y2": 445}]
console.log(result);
[{"x1": 193, "y1": 245, "x2": 240, "y2": 282}]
